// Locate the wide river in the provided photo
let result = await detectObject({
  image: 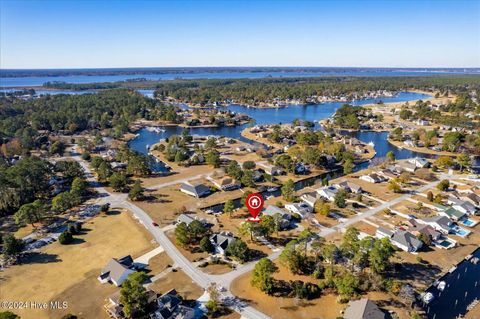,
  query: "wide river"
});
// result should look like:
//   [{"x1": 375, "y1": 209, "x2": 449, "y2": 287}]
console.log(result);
[
  {"x1": 1, "y1": 70, "x2": 478, "y2": 87},
  {"x1": 128, "y1": 91, "x2": 433, "y2": 170}
]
